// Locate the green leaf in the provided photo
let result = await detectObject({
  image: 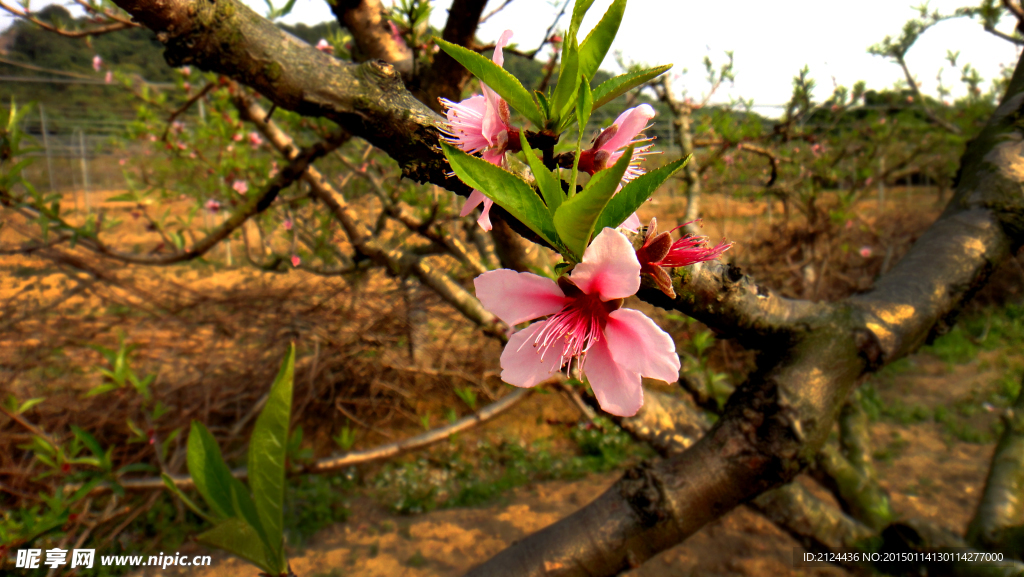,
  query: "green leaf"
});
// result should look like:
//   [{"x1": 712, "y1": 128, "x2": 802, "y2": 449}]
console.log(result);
[
  {"x1": 594, "y1": 154, "x2": 691, "y2": 233},
  {"x1": 17, "y1": 397, "x2": 45, "y2": 413},
  {"x1": 161, "y1": 473, "x2": 214, "y2": 523},
  {"x1": 197, "y1": 518, "x2": 274, "y2": 575},
  {"x1": 578, "y1": 0, "x2": 625, "y2": 82},
  {"x1": 186, "y1": 421, "x2": 237, "y2": 522},
  {"x1": 518, "y1": 131, "x2": 564, "y2": 216},
  {"x1": 550, "y1": 34, "x2": 581, "y2": 123},
  {"x1": 569, "y1": 0, "x2": 597, "y2": 38},
  {"x1": 591, "y1": 64, "x2": 672, "y2": 112},
  {"x1": 553, "y1": 145, "x2": 633, "y2": 259},
  {"x1": 576, "y1": 75, "x2": 594, "y2": 137},
  {"x1": 441, "y1": 141, "x2": 560, "y2": 247},
  {"x1": 534, "y1": 91, "x2": 551, "y2": 119},
  {"x1": 247, "y1": 344, "x2": 294, "y2": 574},
  {"x1": 70, "y1": 425, "x2": 106, "y2": 467},
  {"x1": 434, "y1": 38, "x2": 545, "y2": 128}
]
